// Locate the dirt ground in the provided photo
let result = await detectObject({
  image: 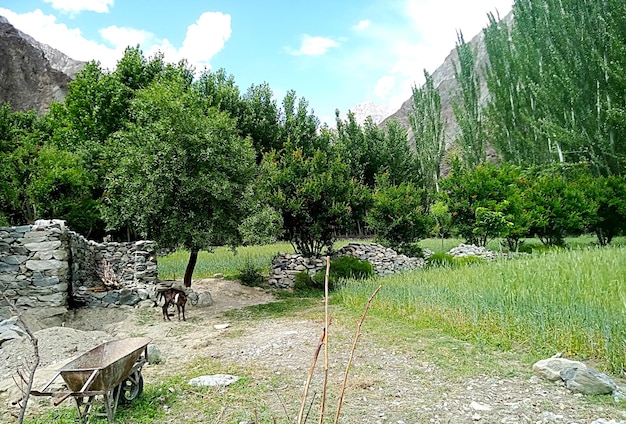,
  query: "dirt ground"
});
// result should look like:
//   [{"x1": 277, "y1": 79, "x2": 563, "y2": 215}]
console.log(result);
[{"x1": 1, "y1": 279, "x2": 625, "y2": 423}]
